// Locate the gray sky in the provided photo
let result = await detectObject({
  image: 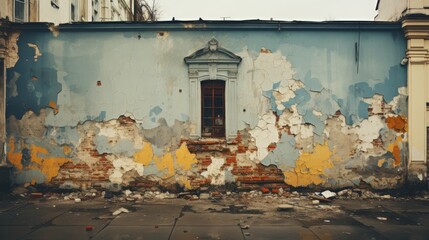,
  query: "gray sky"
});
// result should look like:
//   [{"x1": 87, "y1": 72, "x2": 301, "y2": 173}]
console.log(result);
[{"x1": 157, "y1": 0, "x2": 378, "y2": 21}]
